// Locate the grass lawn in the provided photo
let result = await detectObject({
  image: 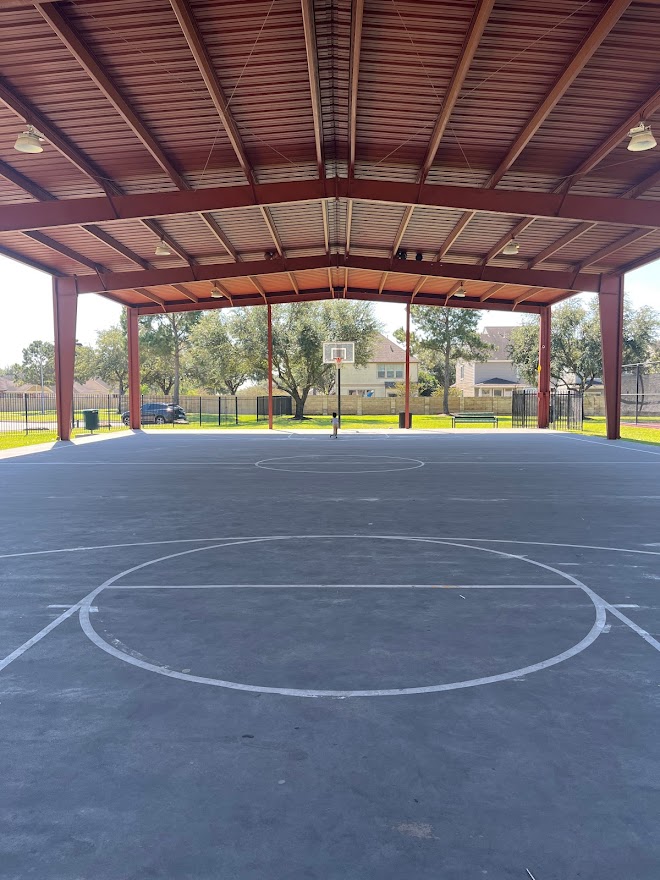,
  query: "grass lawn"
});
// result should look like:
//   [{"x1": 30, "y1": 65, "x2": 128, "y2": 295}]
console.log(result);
[
  {"x1": 581, "y1": 417, "x2": 660, "y2": 446},
  {"x1": 143, "y1": 413, "x2": 513, "y2": 431},
  {"x1": 0, "y1": 432, "x2": 59, "y2": 451}
]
